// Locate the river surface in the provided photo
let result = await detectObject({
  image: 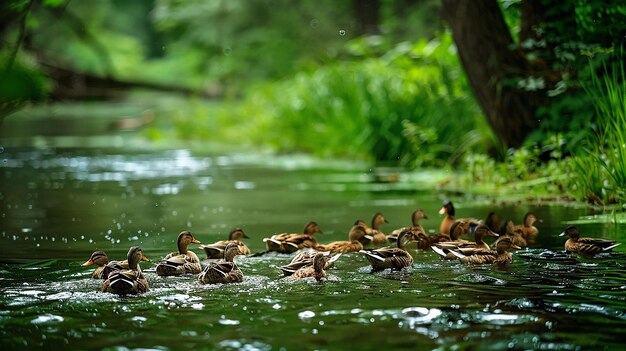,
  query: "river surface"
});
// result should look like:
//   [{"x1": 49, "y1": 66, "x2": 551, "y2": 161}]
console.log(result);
[{"x1": 0, "y1": 147, "x2": 624, "y2": 350}]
